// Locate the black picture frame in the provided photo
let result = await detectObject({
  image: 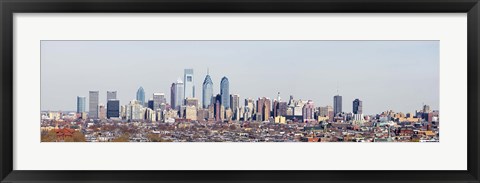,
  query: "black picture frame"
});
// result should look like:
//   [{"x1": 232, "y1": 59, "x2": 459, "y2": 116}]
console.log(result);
[{"x1": 1, "y1": 0, "x2": 479, "y2": 182}]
